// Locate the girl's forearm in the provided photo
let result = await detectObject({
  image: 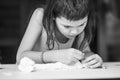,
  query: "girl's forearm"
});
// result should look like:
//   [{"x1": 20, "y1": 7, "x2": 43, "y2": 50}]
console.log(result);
[
  {"x1": 84, "y1": 51, "x2": 95, "y2": 58},
  {"x1": 43, "y1": 50, "x2": 59, "y2": 63},
  {"x1": 17, "y1": 50, "x2": 57, "y2": 64},
  {"x1": 17, "y1": 51, "x2": 43, "y2": 64}
]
